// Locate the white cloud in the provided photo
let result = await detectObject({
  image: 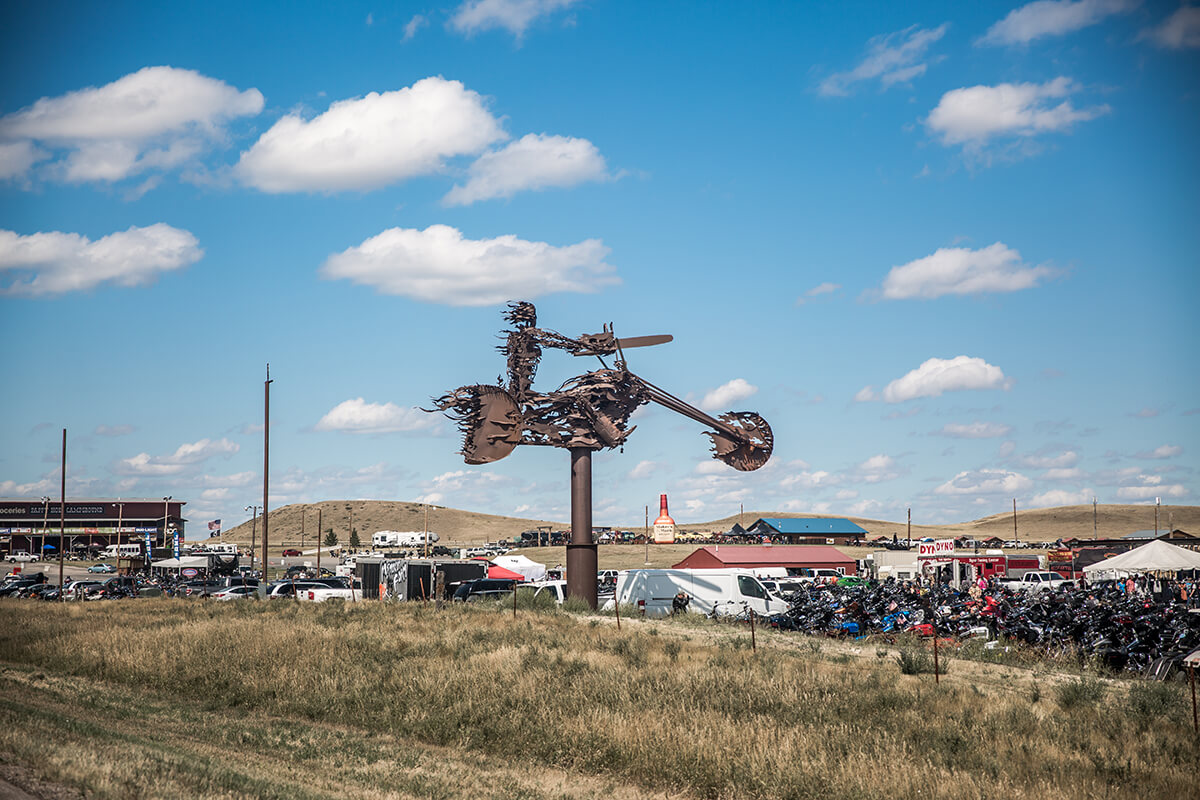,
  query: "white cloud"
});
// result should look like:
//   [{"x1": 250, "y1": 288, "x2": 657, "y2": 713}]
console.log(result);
[
  {"x1": 0, "y1": 224, "x2": 202, "y2": 297},
  {"x1": 797, "y1": 281, "x2": 841, "y2": 305},
  {"x1": 935, "y1": 468, "x2": 1033, "y2": 496},
  {"x1": 835, "y1": 489, "x2": 859, "y2": 501},
  {"x1": 849, "y1": 499, "x2": 883, "y2": 516},
  {"x1": 628, "y1": 460, "x2": 666, "y2": 480},
  {"x1": 0, "y1": 141, "x2": 47, "y2": 180},
  {"x1": 881, "y1": 356, "x2": 1010, "y2": 403},
  {"x1": 854, "y1": 454, "x2": 902, "y2": 483},
  {"x1": 927, "y1": 77, "x2": 1109, "y2": 149},
  {"x1": 1116, "y1": 481, "x2": 1188, "y2": 500},
  {"x1": 116, "y1": 438, "x2": 239, "y2": 476},
  {"x1": 781, "y1": 469, "x2": 835, "y2": 489},
  {"x1": 450, "y1": 0, "x2": 581, "y2": 37},
  {"x1": 819, "y1": 24, "x2": 948, "y2": 96},
  {"x1": 236, "y1": 77, "x2": 505, "y2": 193},
  {"x1": 854, "y1": 386, "x2": 878, "y2": 403},
  {"x1": 877, "y1": 242, "x2": 1053, "y2": 300},
  {"x1": 404, "y1": 14, "x2": 428, "y2": 41},
  {"x1": 1031, "y1": 487, "x2": 1094, "y2": 507},
  {"x1": 1139, "y1": 6, "x2": 1200, "y2": 48},
  {"x1": 94, "y1": 424, "x2": 135, "y2": 437},
  {"x1": 1138, "y1": 444, "x2": 1183, "y2": 459},
  {"x1": 444, "y1": 133, "x2": 609, "y2": 205},
  {"x1": 1021, "y1": 450, "x2": 1079, "y2": 469},
  {"x1": 0, "y1": 66, "x2": 262, "y2": 184},
  {"x1": 1043, "y1": 467, "x2": 1084, "y2": 480},
  {"x1": 981, "y1": 0, "x2": 1137, "y2": 45},
  {"x1": 700, "y1": 378, "x2": 758, "y2": 411},
  {"x1": 314, "y1": 398, "x2": 438, "y2": 434},
  {"x1": 320, "y1": 224, "x2": 617, "y2": 306},
  {"x1": 937, "y1": 421, "x2": 1013, "y2": 439}
]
